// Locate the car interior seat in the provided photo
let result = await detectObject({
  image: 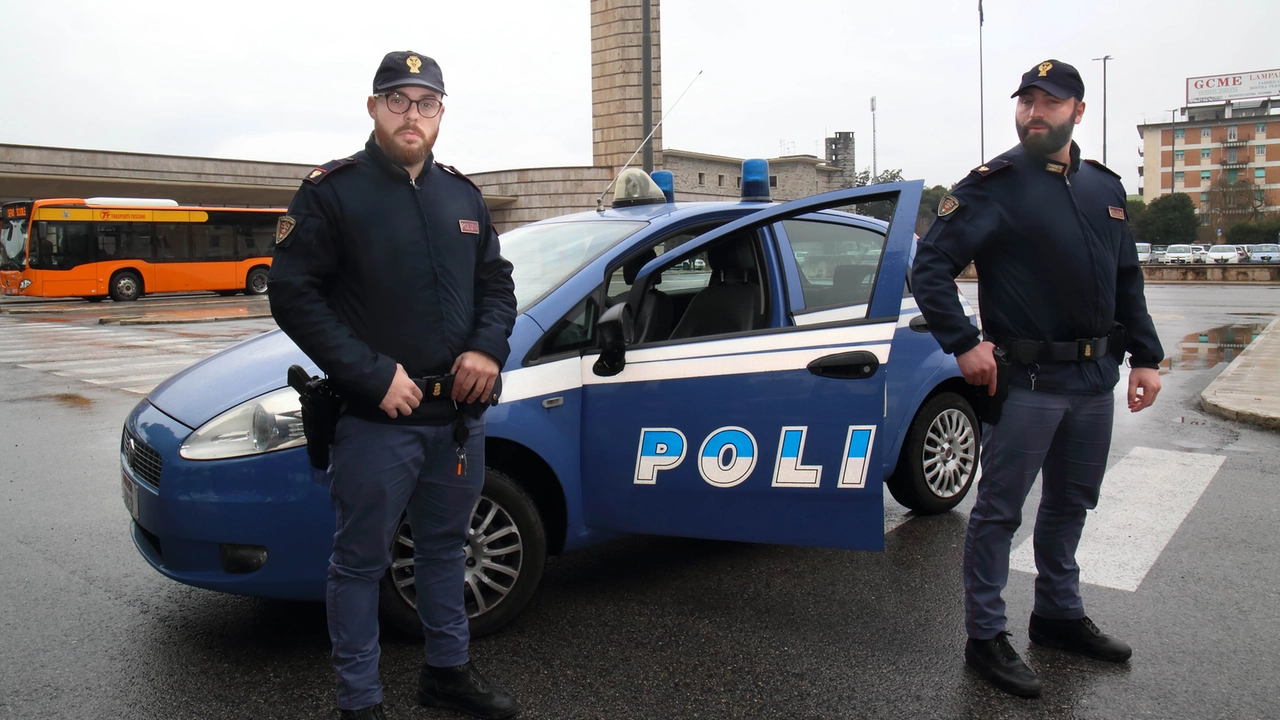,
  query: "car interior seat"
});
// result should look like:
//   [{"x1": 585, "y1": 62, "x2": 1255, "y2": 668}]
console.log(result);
[
  {"x1": 622, "y1": 248, "x2": 673, "y2": 343},
  {"x1": 830, "y1": 264, "x2": 874, "y2": 306},
  {"x1": 668, "y1": 237, "x2": 764, "y2": 340}
]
